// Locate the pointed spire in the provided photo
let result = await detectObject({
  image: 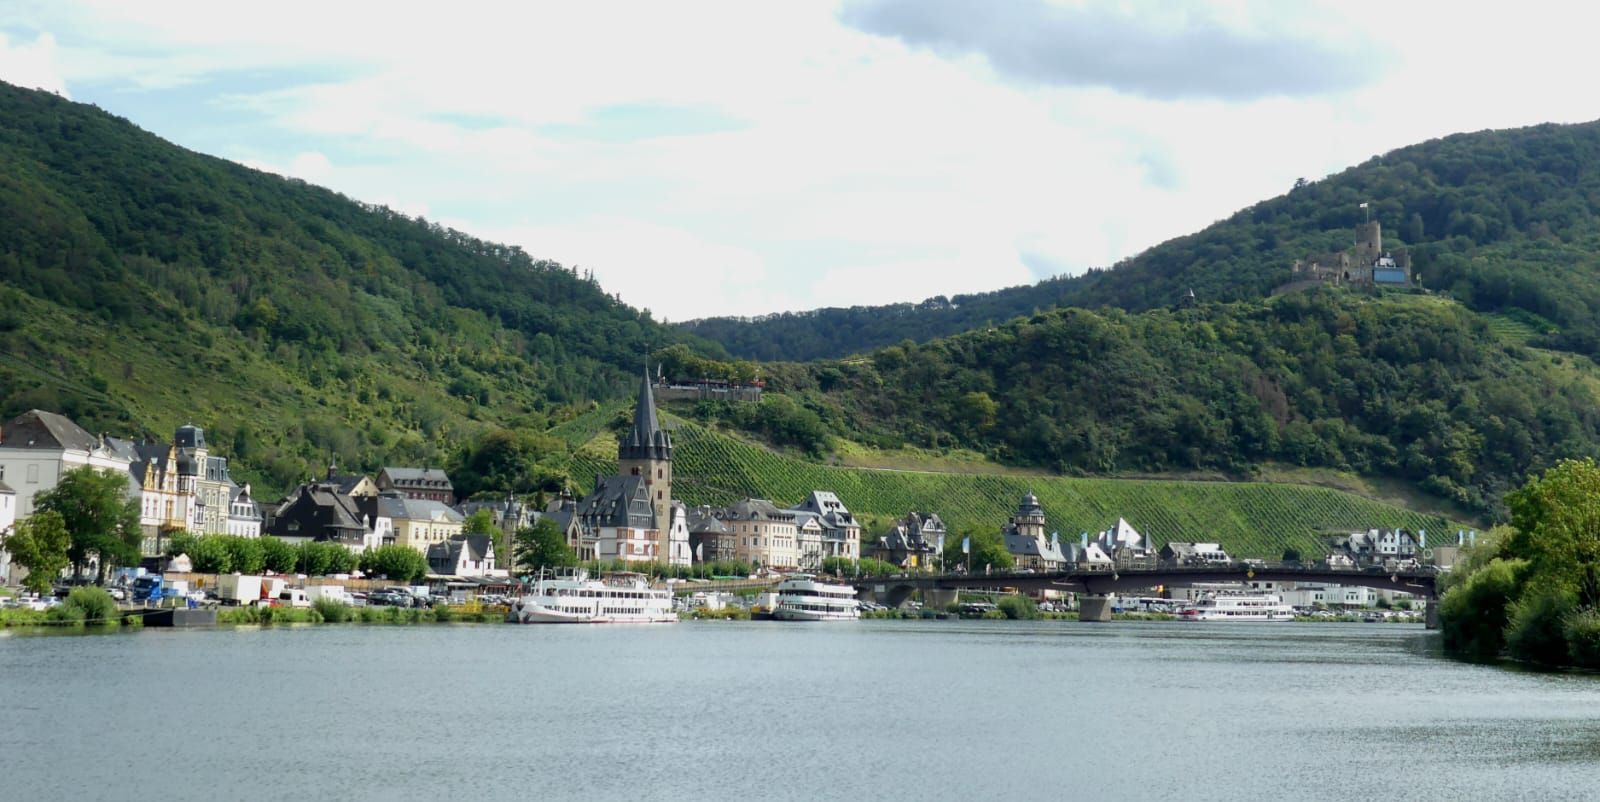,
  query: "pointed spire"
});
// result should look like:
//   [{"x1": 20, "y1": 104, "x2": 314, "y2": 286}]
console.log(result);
[{"x1": 619, "y1": 363, "x2": 671, "y2": 462}]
